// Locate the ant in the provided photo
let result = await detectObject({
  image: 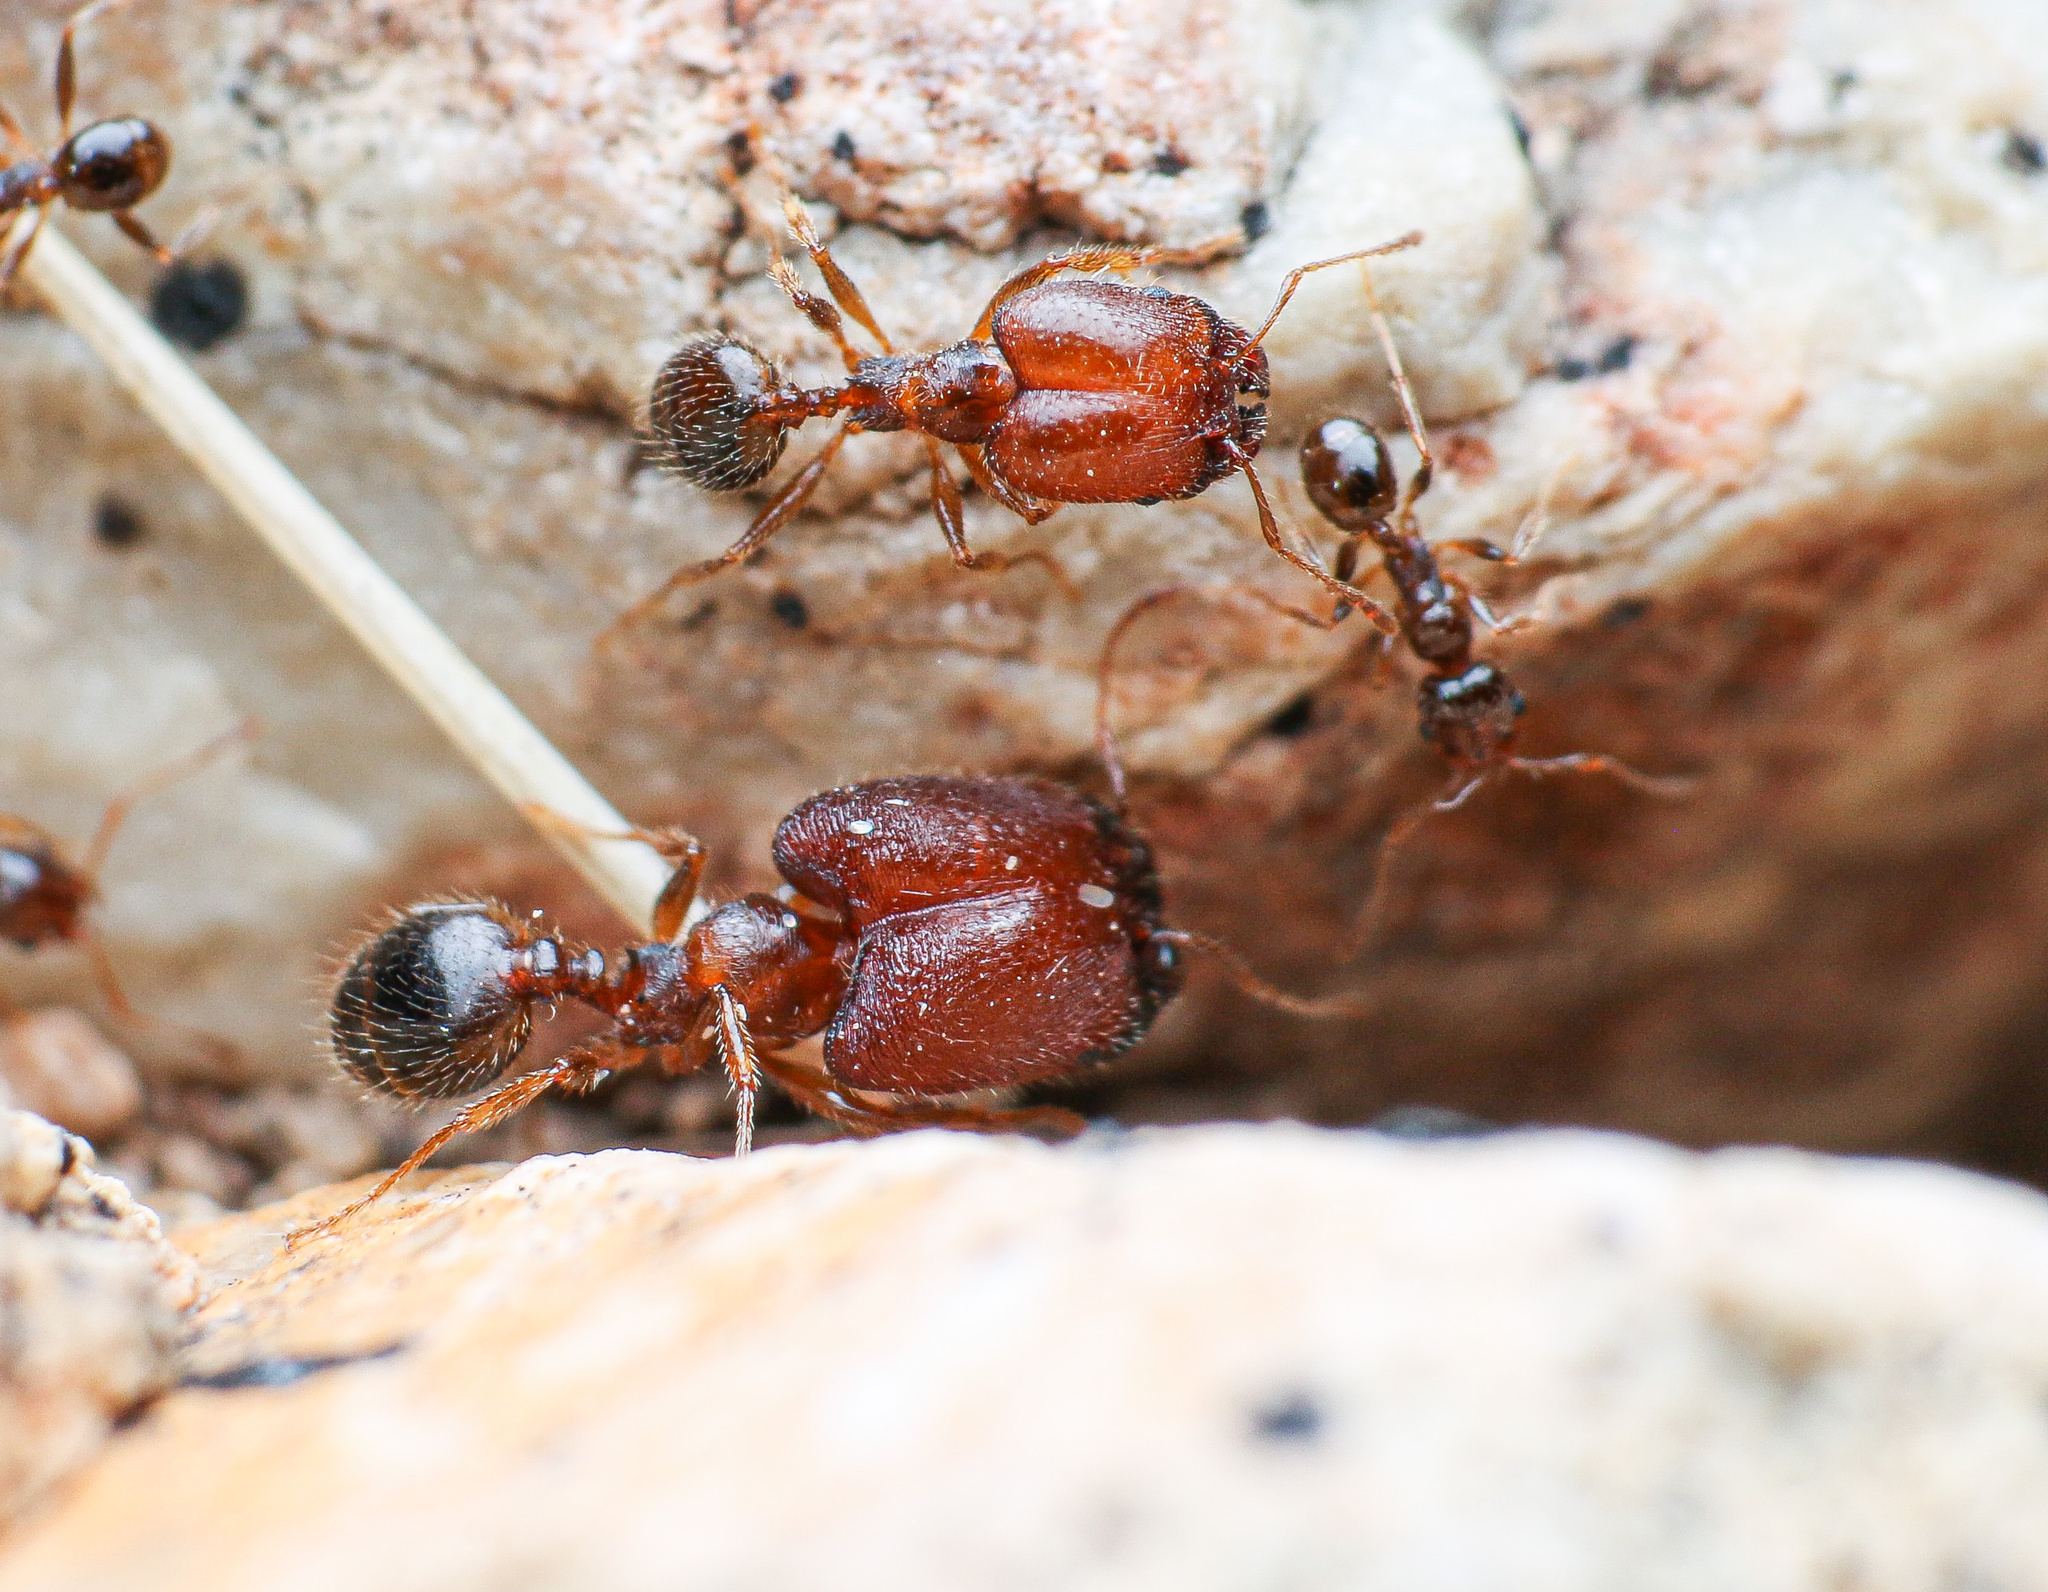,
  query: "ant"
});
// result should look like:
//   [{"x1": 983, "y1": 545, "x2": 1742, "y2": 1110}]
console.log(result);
[
  {"x1": 1, "y1": 721, "x2": 249, "y2": 1049},
  {"x1": 304, "y1": 773, "x2": 1364, "y2": 1238},
  {"x1": 1, "y1": 0, "x2": 176, "y2": 296},
  {"x1": 601, "y1": 138, "x2": 1423, "y2": 647},
  {"x1": 1095, "y1": 259, "x2": 1692, "y2": 939}
]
